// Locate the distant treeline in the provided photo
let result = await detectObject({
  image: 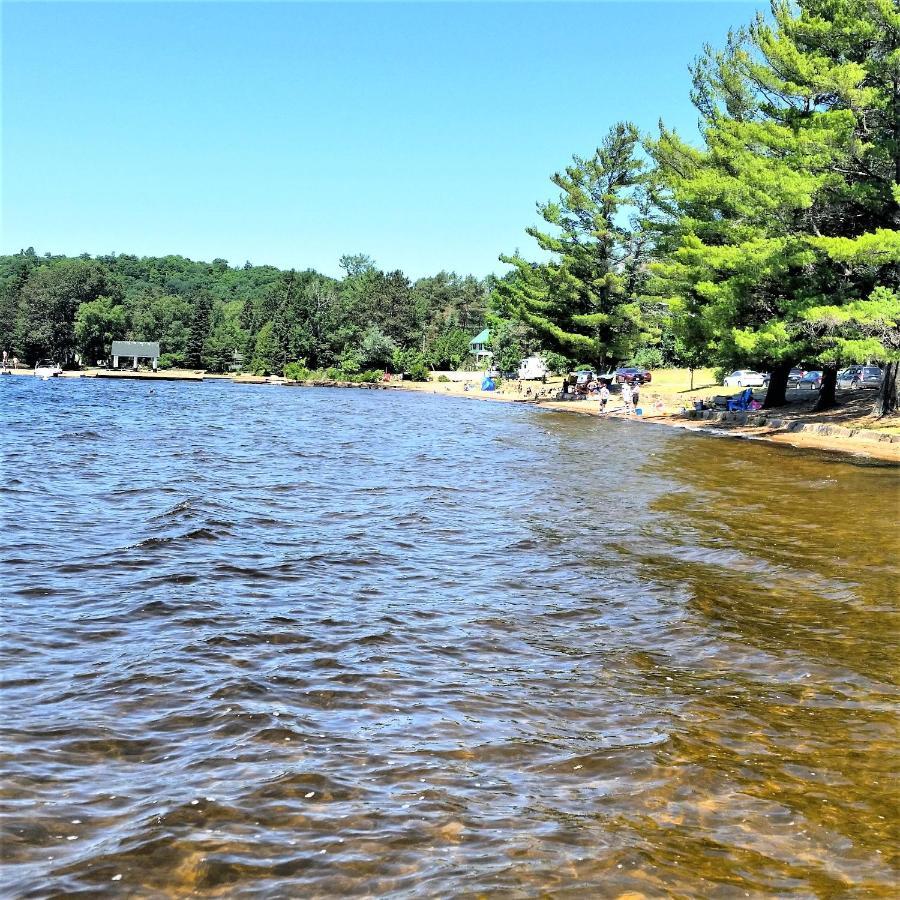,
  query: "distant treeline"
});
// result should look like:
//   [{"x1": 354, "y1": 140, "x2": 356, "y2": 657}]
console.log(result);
[
  {"x1": 0, "y1": 246, "x2": 697, "y2": 381},
  {"x1": 0, "y1": 250, "x2": 501, "y2": 379}
]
